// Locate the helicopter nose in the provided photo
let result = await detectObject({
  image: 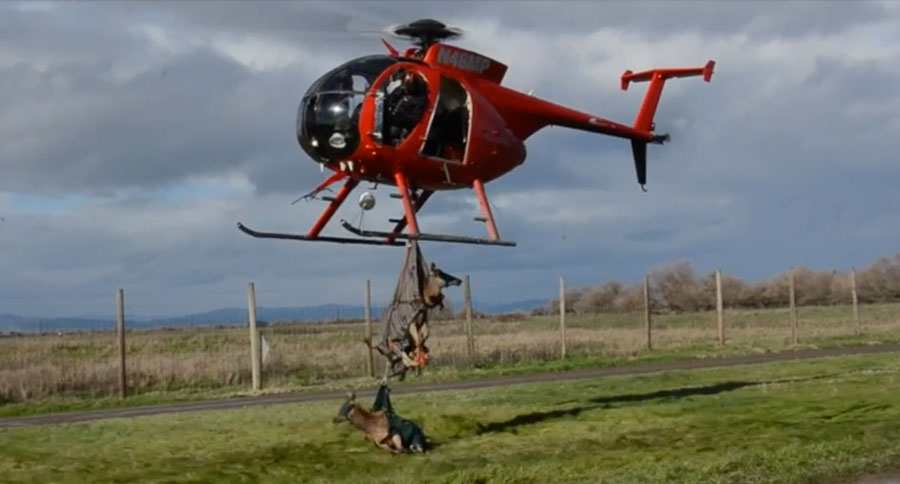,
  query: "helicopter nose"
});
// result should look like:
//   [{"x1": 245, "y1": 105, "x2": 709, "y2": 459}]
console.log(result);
[{"x1": 296, "y1": 94, "x2": 360, "y2": 164}]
